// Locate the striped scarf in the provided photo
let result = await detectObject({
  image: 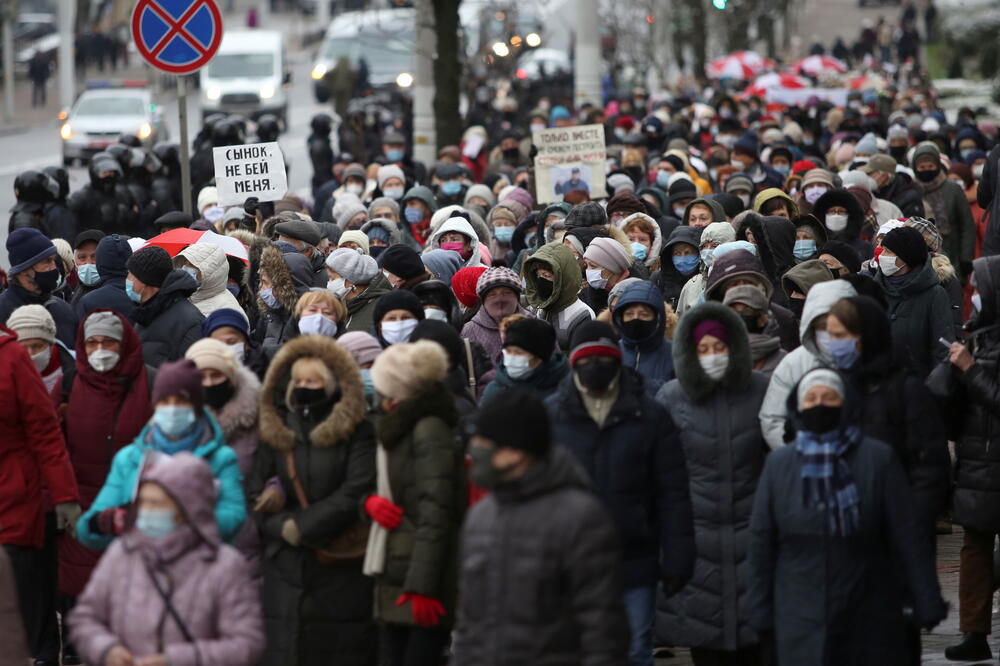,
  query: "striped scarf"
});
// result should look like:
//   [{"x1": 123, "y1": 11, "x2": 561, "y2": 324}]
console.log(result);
[{"x1": 794, "y1": 426, "x2": 862, "y2": 537}]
